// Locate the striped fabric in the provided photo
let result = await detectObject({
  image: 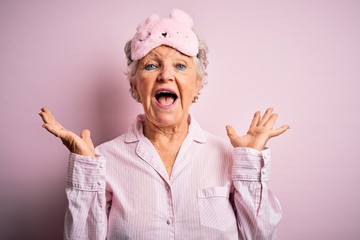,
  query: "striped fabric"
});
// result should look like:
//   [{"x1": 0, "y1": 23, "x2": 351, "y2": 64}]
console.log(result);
[{"x1": 64, "y1": 115, "x2": 281, "y2": 239}]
